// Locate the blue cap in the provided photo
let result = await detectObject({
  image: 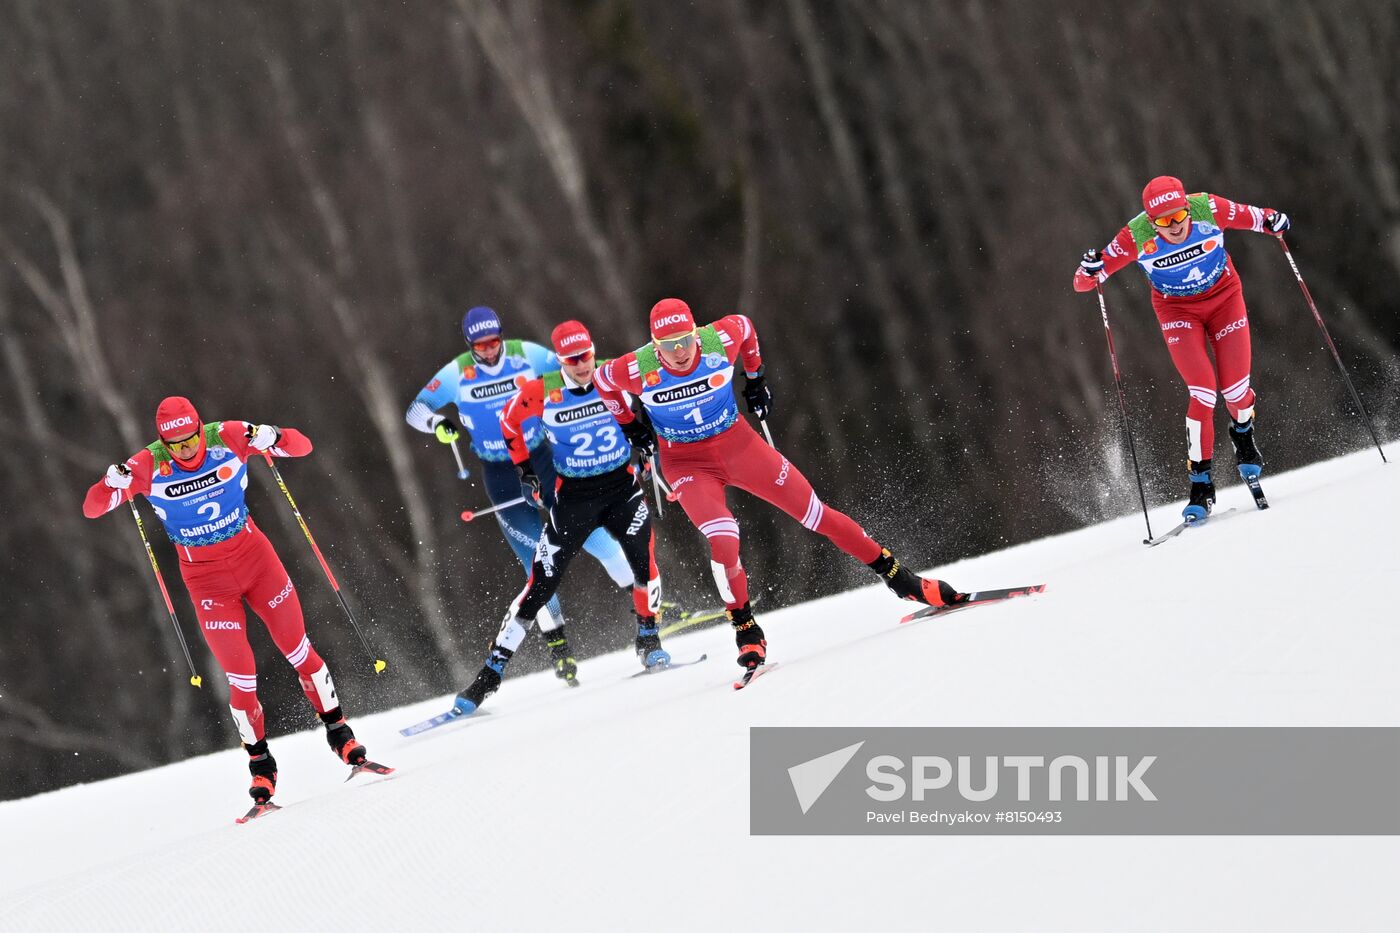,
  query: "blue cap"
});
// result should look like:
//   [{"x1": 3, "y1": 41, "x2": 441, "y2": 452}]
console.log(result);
[{"x1": 463, "y1": 306, "x2": 503, "y2": 343}]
